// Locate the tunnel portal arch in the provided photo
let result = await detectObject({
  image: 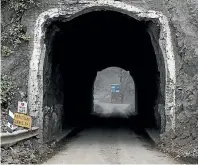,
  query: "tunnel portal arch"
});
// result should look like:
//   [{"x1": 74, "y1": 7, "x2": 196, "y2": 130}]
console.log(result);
[
  {"x1": 28, "y1": 0, "x2": 176, "y2": 140},
  {"x1": 93, "y1": 66, "x2": 136, "y2": 117}
]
